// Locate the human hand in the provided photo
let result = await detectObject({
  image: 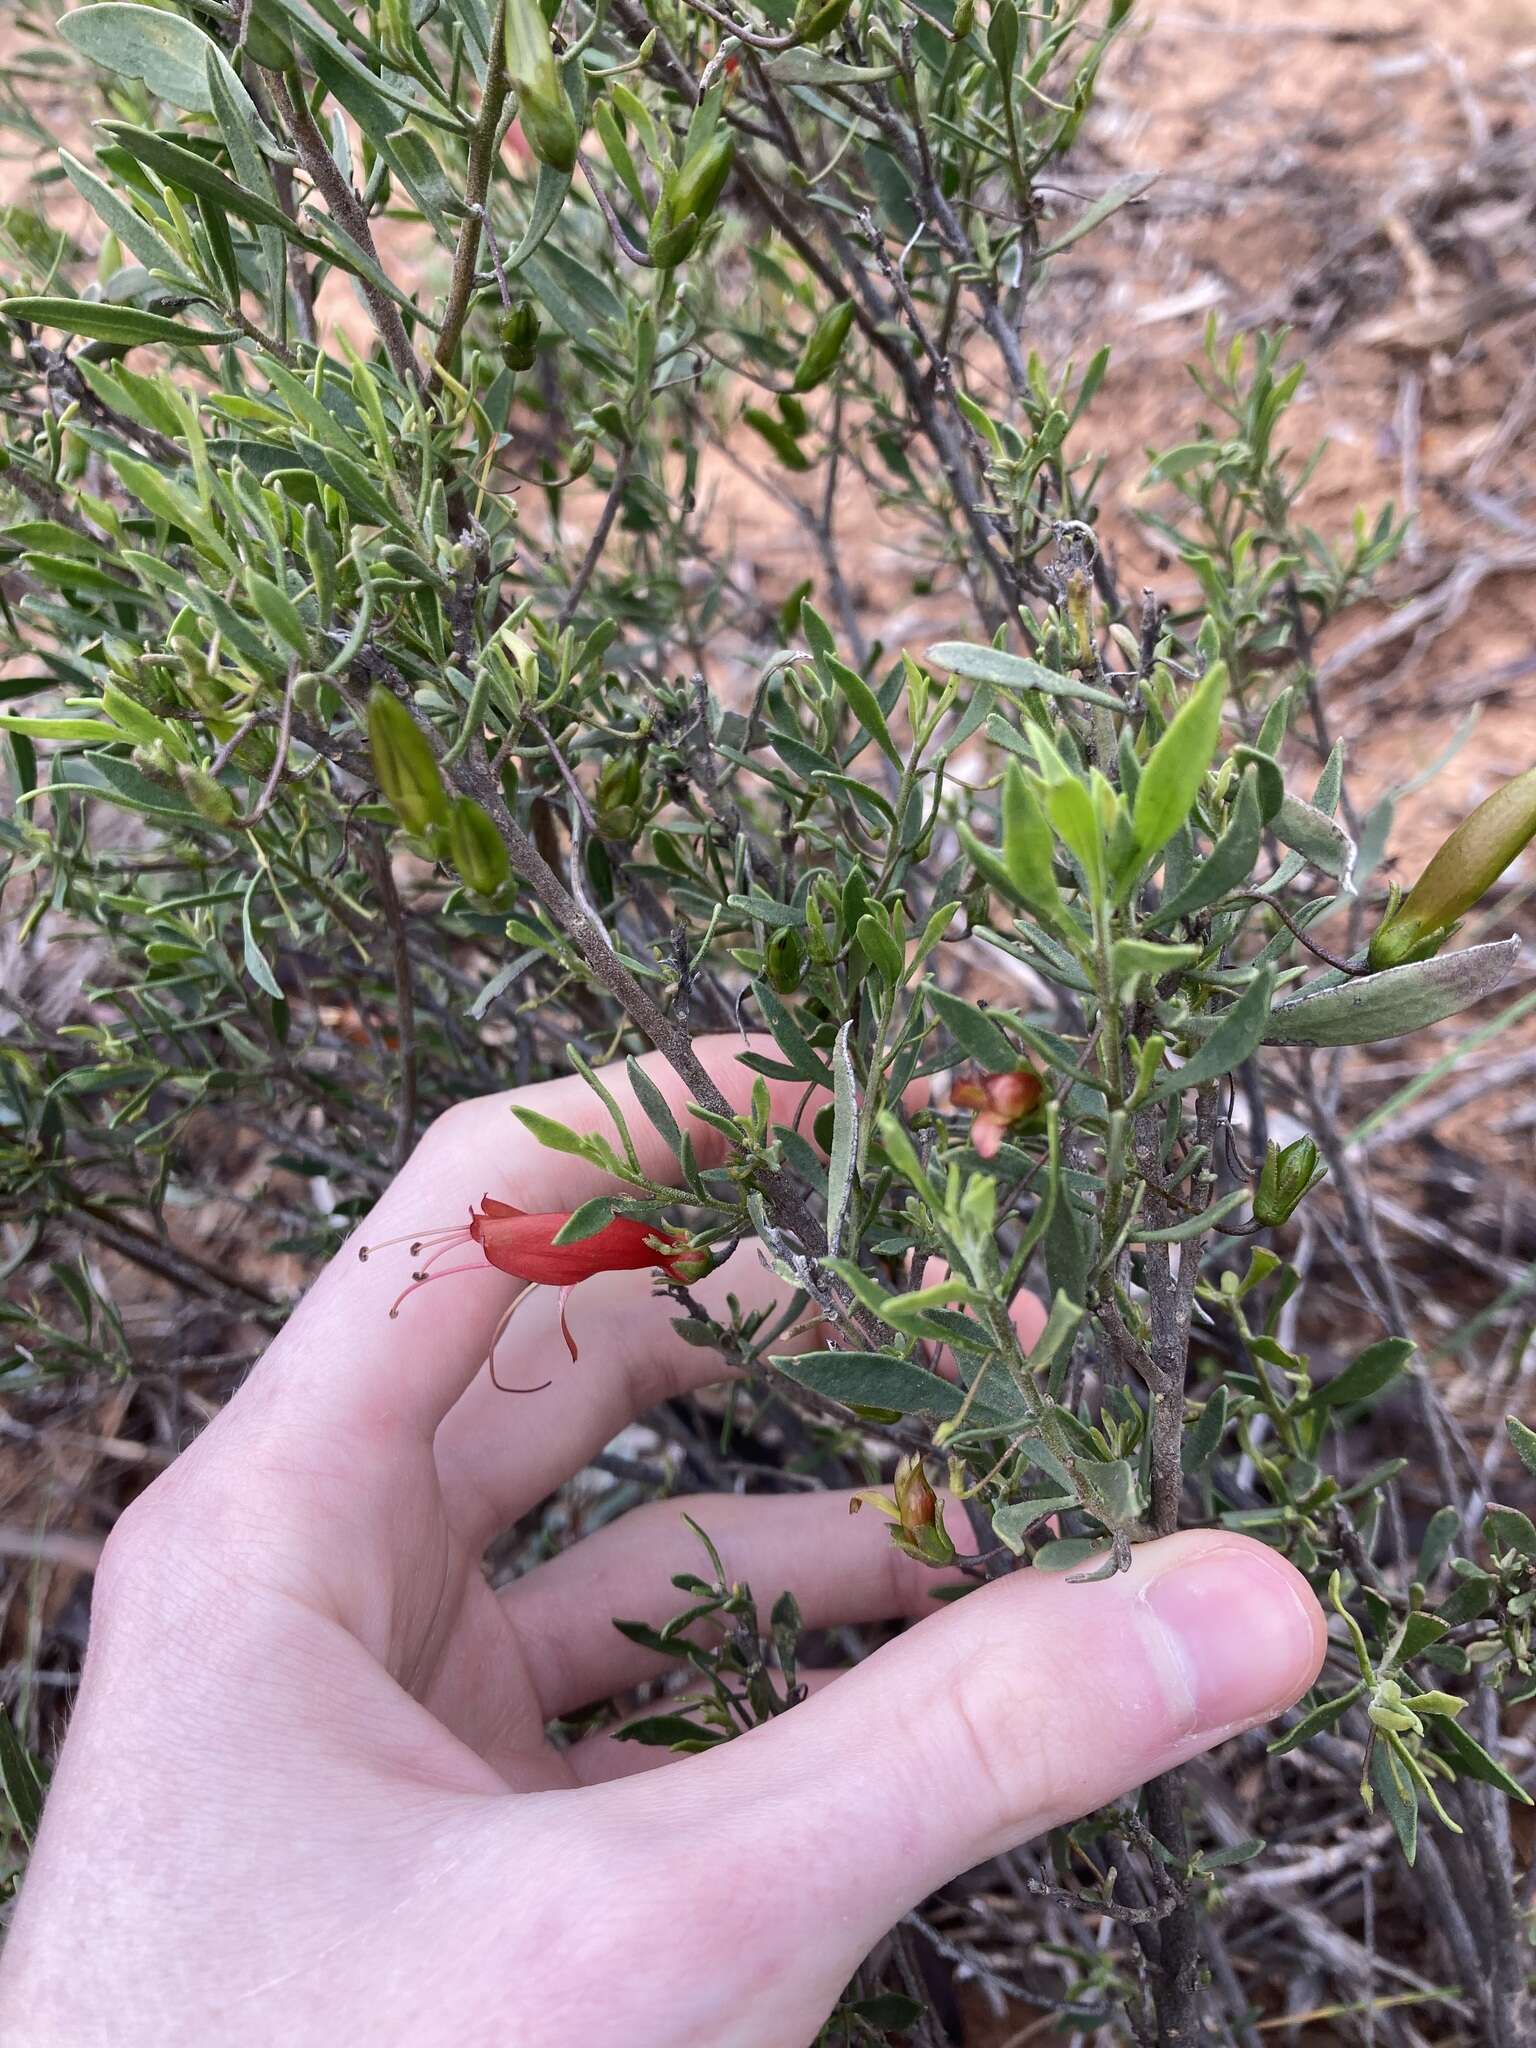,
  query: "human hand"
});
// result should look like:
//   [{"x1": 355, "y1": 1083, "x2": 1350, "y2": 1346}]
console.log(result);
[{"x1": 0, "y1": 1038, "x2": 1325, "y2": 2047}]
